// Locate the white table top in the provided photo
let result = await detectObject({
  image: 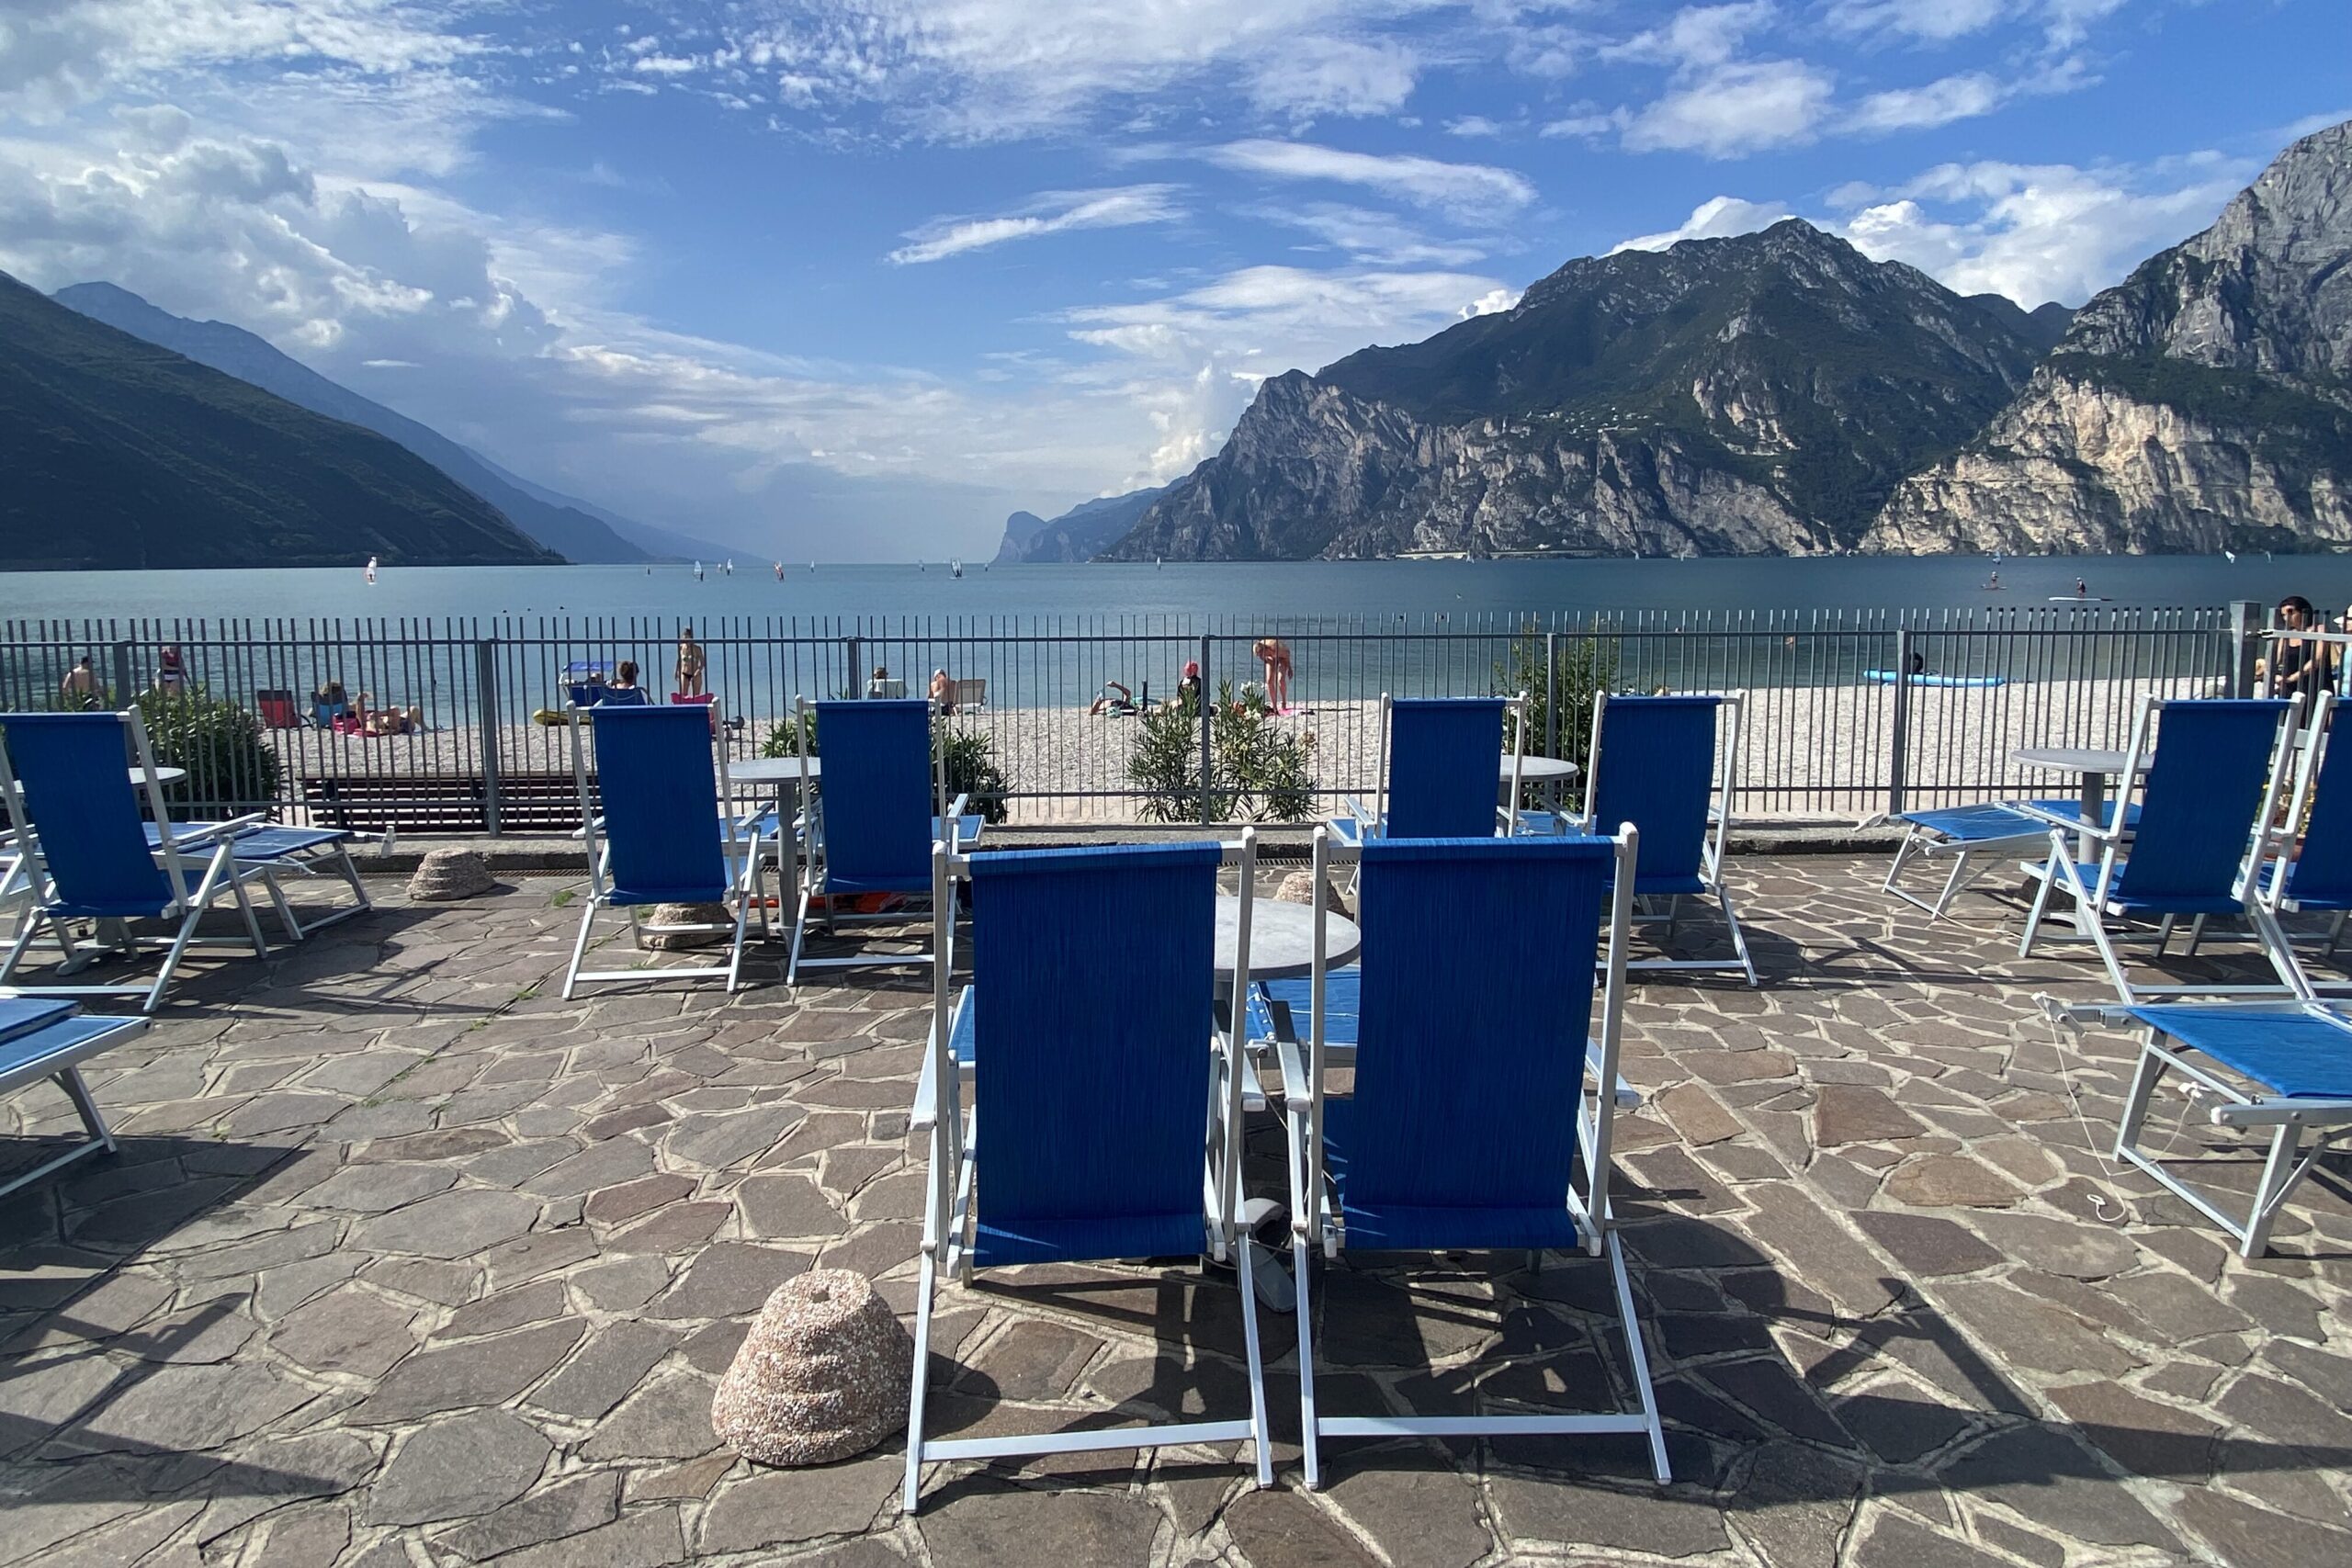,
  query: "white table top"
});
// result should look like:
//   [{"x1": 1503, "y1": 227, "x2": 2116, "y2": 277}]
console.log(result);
[
  {"x1": 1215, "y1": 895, "x2": 1362, "y2": 981},
  {"x1": 1507, "y1": 754, "x2": 1579, "y2": 782},
  {"x1": 729, "y1": 755, "x2": 821, "y2": 784},
  {"x1": 131, "y1": 767, "x2": 187, "y2": 787},
  {"x1": 2011, "y1": 746, "x2": 2133, "y2": 773}
]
